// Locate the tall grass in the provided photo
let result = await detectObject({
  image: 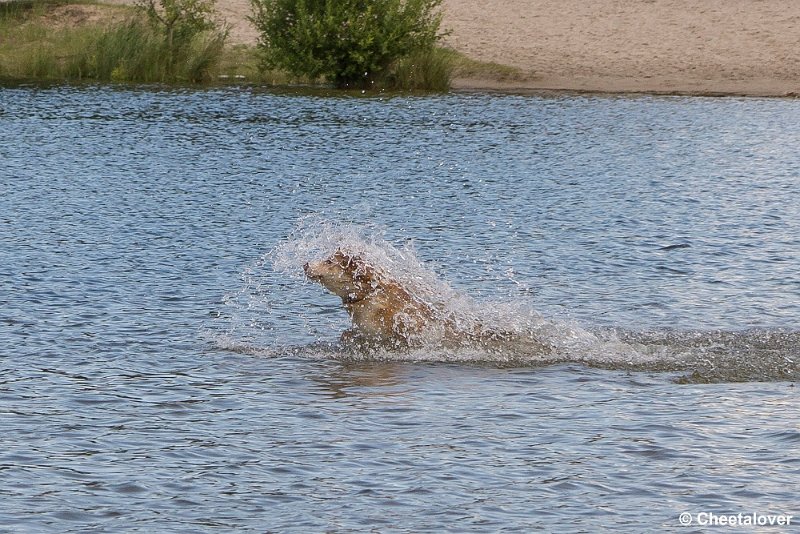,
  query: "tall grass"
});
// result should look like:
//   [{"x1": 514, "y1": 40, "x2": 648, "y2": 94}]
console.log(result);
[
  {"x1": 0, "y1": 4, "x2": 227, "y2": 83},
  {"x1": 388, "y1": 48, "x2": 454, "y2": 91}
]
